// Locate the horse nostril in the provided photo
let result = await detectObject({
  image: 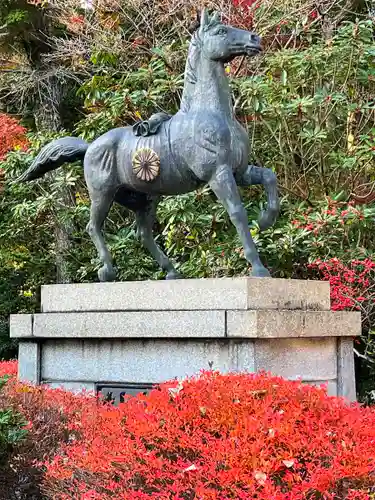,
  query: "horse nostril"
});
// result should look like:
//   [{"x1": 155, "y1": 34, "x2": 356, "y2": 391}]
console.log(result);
[{"x1": 250, "y1": 33, "x2": 260, "y2": 44}]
